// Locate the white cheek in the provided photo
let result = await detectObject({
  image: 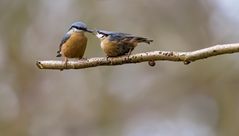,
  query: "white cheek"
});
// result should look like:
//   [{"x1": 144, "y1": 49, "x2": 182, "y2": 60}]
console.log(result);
[
  {"x1": 67, "y1": 29, "x2": 73, "y2": 34},
  {"x1": 96, "y1": 33, "x2": 104, "y2": 39},
  {"x1": 68, "y1": 28, "x2": 82, "y2": 34}
]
